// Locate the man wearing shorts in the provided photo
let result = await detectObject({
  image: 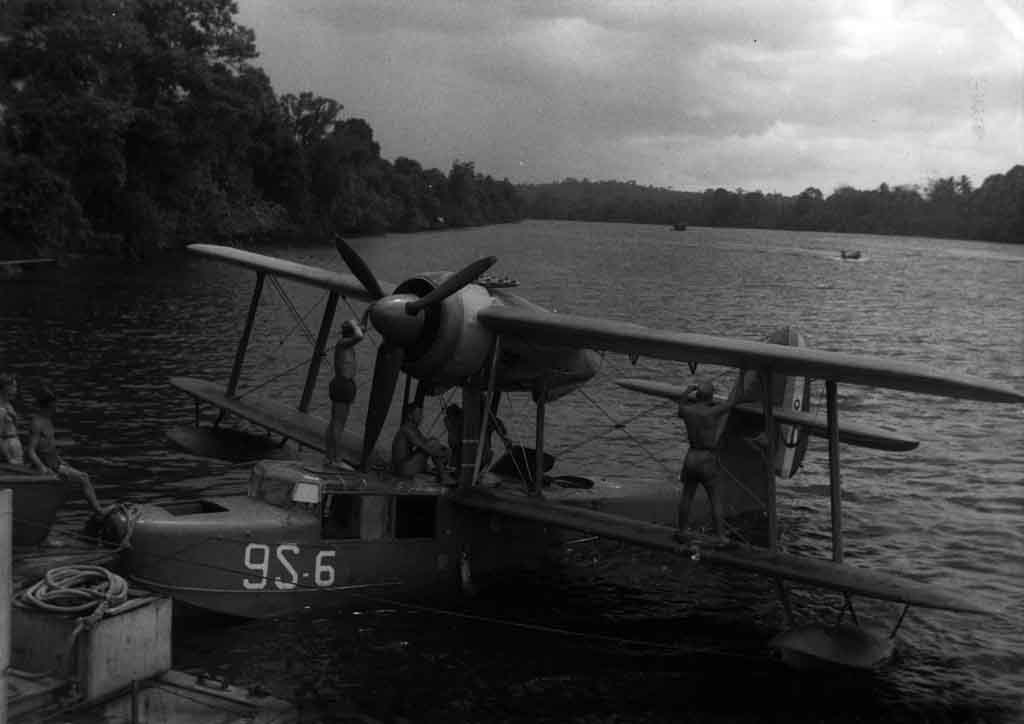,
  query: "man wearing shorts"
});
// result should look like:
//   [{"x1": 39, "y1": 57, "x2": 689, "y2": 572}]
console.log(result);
[
  {"x1": 391, "y1": 404, "x2": 448, "y2": 479},
  {"x1": 675, "y1": 379, "x2": 741, "y2": 542},
  {"x1": 26, "y1": 385, "x2": 105, "y2": 514},
  {"x1": 325, "y1": 319, "x2": 364, "y2": 467}
]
